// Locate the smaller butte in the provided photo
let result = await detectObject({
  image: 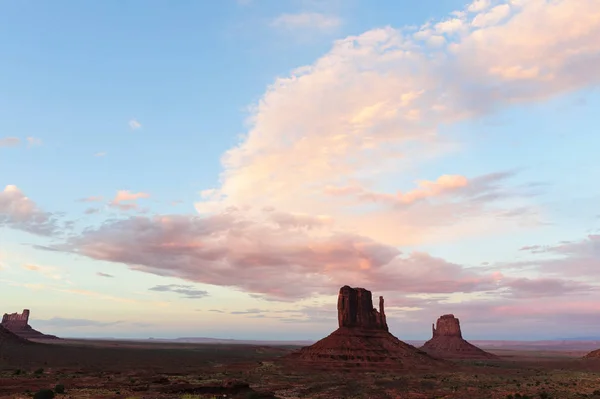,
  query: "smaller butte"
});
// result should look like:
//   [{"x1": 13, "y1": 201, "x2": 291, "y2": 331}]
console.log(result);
[{"x1": 420, "y1": 314, "x2": 498, "y2": 360}]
